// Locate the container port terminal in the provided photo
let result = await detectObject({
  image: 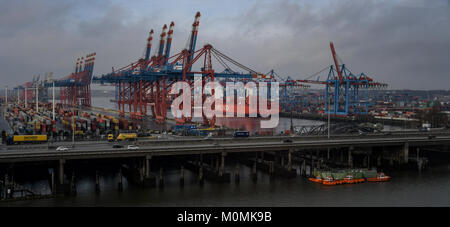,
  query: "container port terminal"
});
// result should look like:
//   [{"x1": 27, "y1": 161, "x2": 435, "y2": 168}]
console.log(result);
[{"x1": 1, "y1": 11, "x2": 450, "y2": 202}]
